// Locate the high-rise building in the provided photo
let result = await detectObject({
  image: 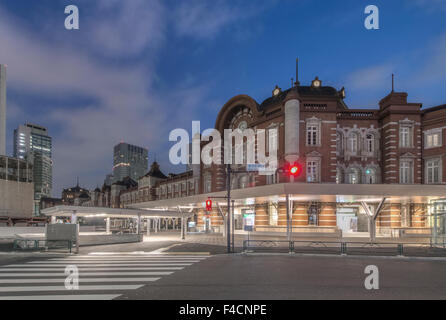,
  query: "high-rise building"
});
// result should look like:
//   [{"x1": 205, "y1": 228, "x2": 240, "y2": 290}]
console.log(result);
[
  {"x1": 112, "y1": 142, "x2": 148, "y2": 183},
  {"x1": 13, "y1": 123, "x2": 53, "y2": 207},
  {"x1": 0, "y1": 64, "x2": 6, "y2": 156}
]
